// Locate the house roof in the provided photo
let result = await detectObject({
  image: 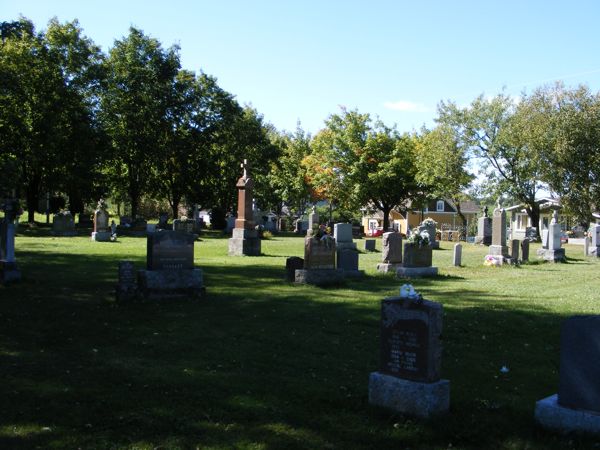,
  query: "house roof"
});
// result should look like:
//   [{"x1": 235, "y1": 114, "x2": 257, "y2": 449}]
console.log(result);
[{"x1": 505, "y1": 197, "x2": 561, "y2": 213}]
